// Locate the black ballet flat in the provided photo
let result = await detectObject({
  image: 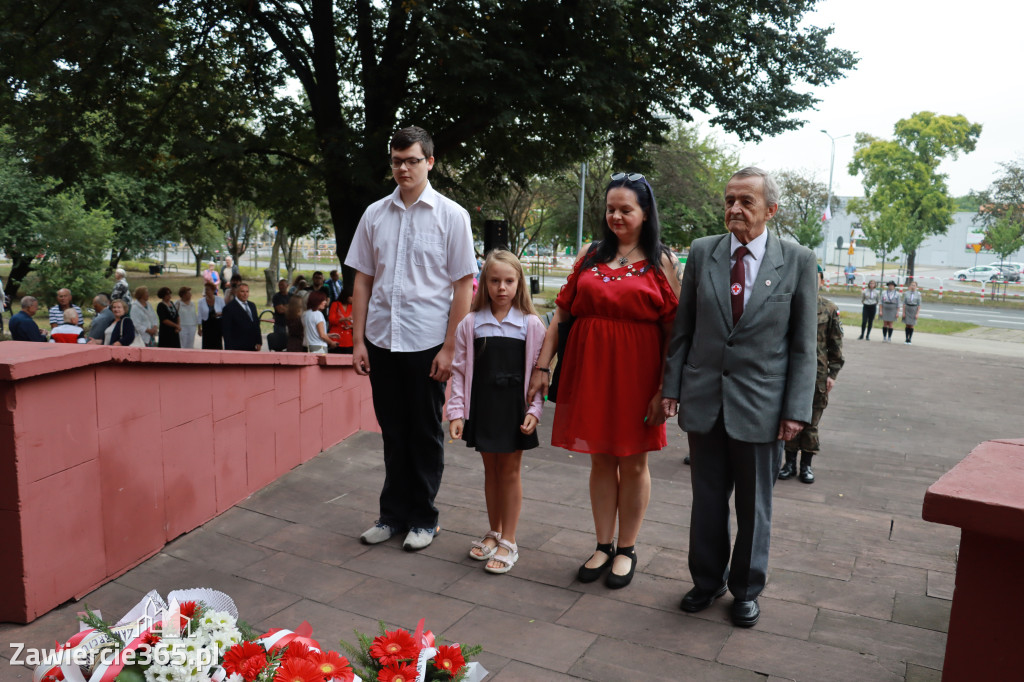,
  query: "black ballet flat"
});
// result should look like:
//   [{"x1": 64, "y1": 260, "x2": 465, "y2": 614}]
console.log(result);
[
  {"x1": 577, "y1": 542, "x2": 615, "y2": 583},
  {"x1": 605, "y1": 546, "x2": 637, "y2": 589}
]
